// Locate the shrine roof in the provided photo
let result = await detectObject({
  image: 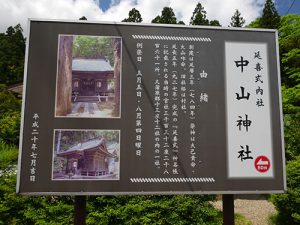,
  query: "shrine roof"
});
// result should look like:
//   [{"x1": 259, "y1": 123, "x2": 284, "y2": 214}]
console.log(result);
[
  {"x1": 72, "y1": 58, "x2": 113, "y2": 72},
  {"x1": 57, "y1": 138, "x2": 117, "y2": 158},
  {"x1": 66, "y1": 138, "x2": 104, "y2": 152}
]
